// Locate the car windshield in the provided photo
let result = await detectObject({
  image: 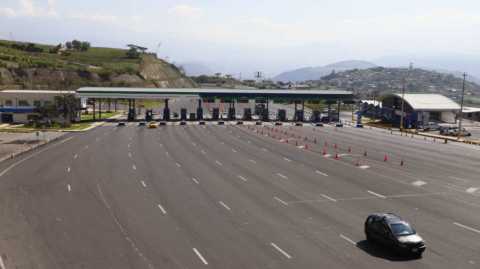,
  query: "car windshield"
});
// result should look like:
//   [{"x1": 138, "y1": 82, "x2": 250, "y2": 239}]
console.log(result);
[{"x1": 390, "y1": 223, "x2": 415, "y2": 236}]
